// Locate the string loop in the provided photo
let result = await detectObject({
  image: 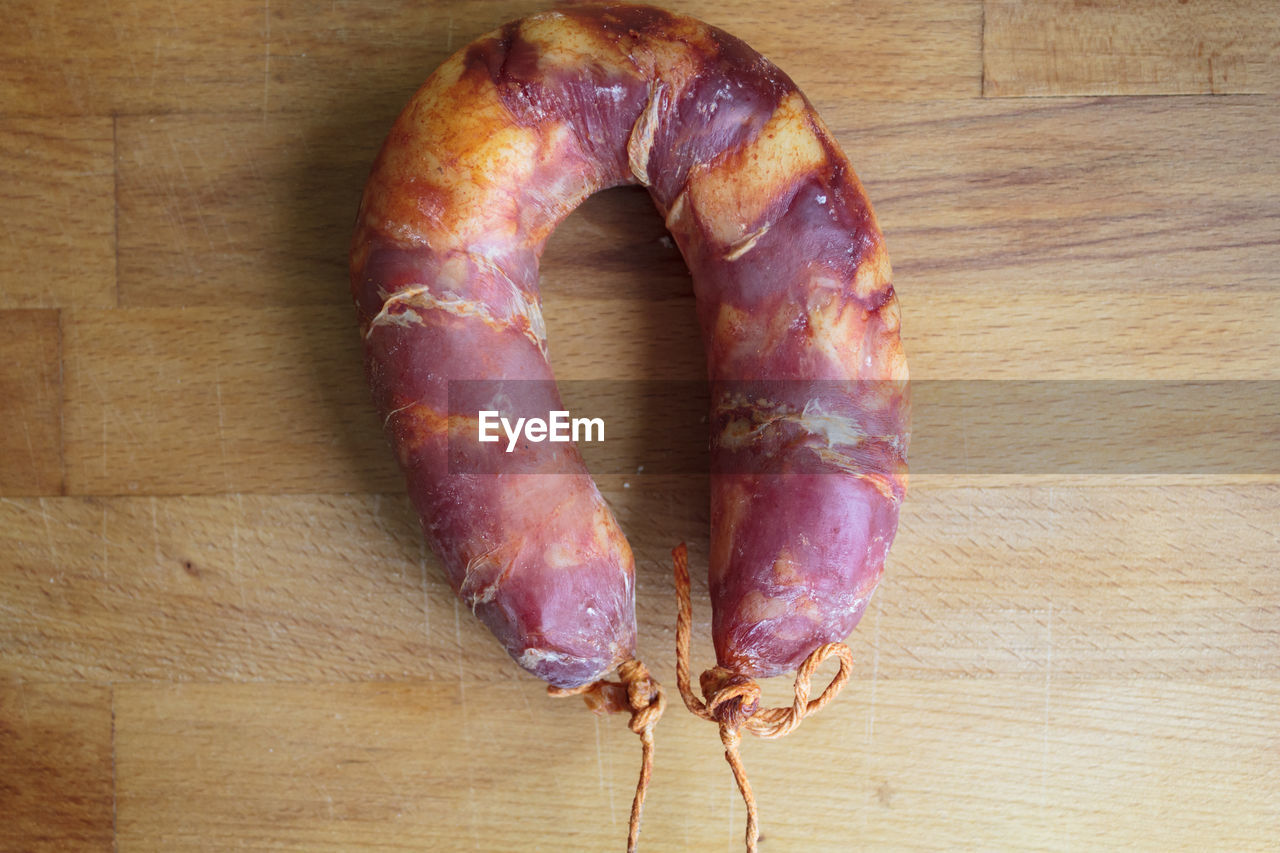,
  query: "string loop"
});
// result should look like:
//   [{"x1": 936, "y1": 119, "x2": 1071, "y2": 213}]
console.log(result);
[
  {"x1": 549, "y1": 658, "x2": 665, "y2": 853},
  {"x1": 672, "y1": 542, "x2": 856, "y2": 852}
]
